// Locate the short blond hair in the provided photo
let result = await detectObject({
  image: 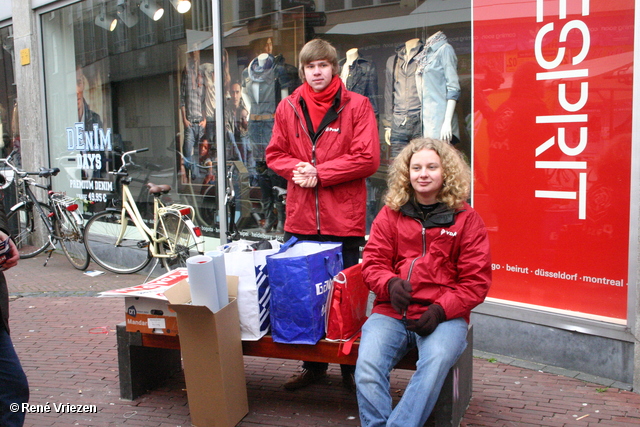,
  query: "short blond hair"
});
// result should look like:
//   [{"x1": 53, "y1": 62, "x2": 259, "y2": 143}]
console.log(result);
[
  {"x1": 298, "y1": 39, "x2": 339, "y2": 81},
  {"x1": 385, "y1": 138, "x2": 470, "y2": 211}
]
